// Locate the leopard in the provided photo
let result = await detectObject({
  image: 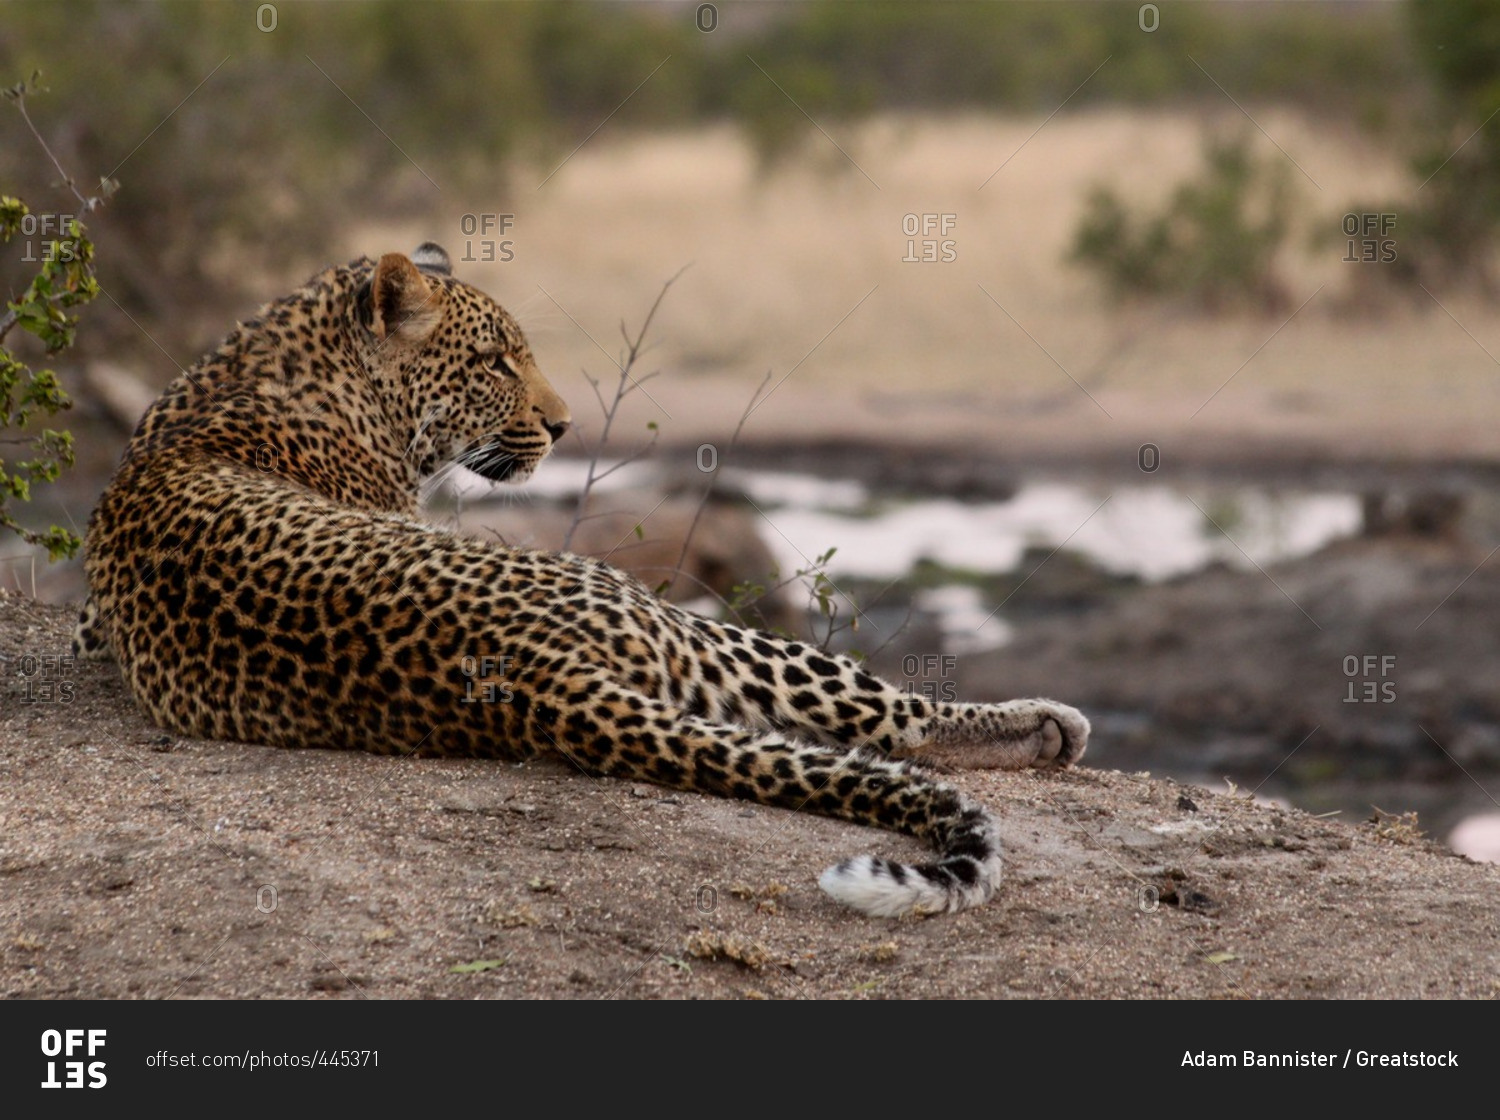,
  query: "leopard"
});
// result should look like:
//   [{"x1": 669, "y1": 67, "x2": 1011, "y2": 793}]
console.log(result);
[{"x1": 75, "y1": 243, "x2": 1090, "y2": 918}]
